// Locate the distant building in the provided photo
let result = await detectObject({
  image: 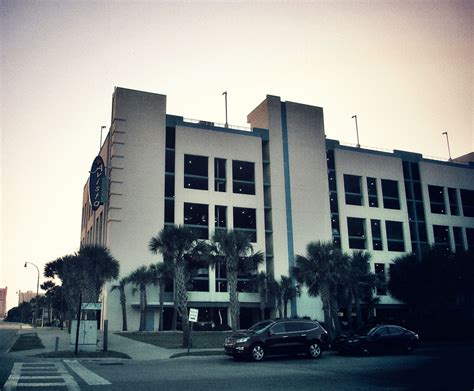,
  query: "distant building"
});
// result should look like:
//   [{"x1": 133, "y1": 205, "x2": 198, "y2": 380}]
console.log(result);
[
  {"x1": 80, "y1": 87, "x2": 474, "y2": 332},
  {"x1": 0, "y1": 287, "x2": 7, "y2": 318},
  {"x1": 18, "y1": 290, "x2": 43, "y2": 305}
]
